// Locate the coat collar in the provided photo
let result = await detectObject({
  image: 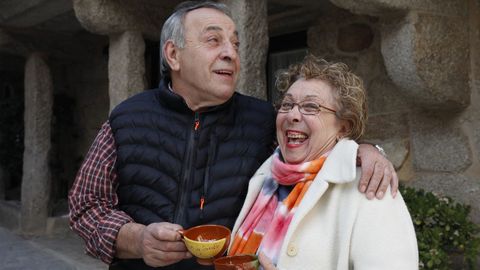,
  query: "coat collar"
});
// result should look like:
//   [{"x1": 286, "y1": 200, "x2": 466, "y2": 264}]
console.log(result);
[
  {"x1": 280, "y1": 139, "x2": 359, "y2": 256},
  {"x1": 316, "y1": 139, "x2": 359, "y2": 184}
]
